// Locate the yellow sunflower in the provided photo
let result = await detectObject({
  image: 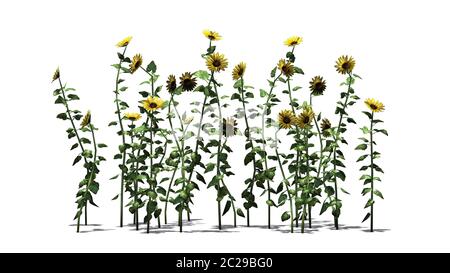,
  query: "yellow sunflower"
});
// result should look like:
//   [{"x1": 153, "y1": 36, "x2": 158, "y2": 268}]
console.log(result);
[
  {"x1": 277, "y1": 59, "x2": 295, "y2": 78},
  {"x1": 124, "y1": 112, "x2": 142, "y2": 121},
  {"x1": 116, "y1": 36, "x2": 132, "y2": 47},
  {"x1": 335, "y1": 55, "x2": 356, "y2": 75},
  {"x1": 80, "y1": 111, "x2": 91, "y2": 128},
  {"x1": 284, "y1": 36, "x2": 303, "y2": 47},
  {"x1": 202, "y1": 29, "x2": 222, "y2": 41},
  {"x1": 320, "y1": 118, "x2": 332, "y2": 137},
  {"x1": 206, "y1": 52, "x2": 228, "y2": 72},
  {"x1": 296, "y1": 107, "x2": 315, "y2": 129},
  {"x1": 364, "y1": 98, "x2": 385, "y2": 113},
  {"x1": 179, "y1": 72, "x2": 197, "y2": 91},
  {"x1": 309, "y1": 76, "x2": 327, "y2": 96},
  {"x1": 278, "y1": 110, "x2": 297, "y2": 129},
  {"x1": 129, "y1": 54, "x2": 143, "y2": 74},
  {"x1": 143, "y1": 96, "x2": 164, "y2": 111},
  {"x1": 166, "y1": 75, "x2": 177, "y2": 93},
  {"x1": 52, "y1": 67, "x2": 60, "y2": 82},
  {"x1": 232, "y1": 62, "x2": 246, "y2": 81}
]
